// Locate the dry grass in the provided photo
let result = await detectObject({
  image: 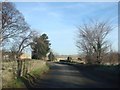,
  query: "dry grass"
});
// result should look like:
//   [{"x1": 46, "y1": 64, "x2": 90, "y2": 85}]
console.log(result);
[
  {"x1": 2, "y1": 59, "x2": 49, "y2": 88},
  {"x1": 2, "y1": 61, "x2": 24, "y2": 88},
  {"x1": 28, "y1": 60, "x2": 46, "y2": 72}
]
